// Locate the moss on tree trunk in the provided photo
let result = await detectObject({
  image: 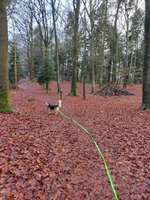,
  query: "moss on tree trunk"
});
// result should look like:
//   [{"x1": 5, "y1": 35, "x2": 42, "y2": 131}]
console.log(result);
[
  {"x1": 0, "y1": 1, "x2": 11, "y2": 113},
  {"x1": 0, "y1": 88, "x2": 11, "y2": 113}
]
